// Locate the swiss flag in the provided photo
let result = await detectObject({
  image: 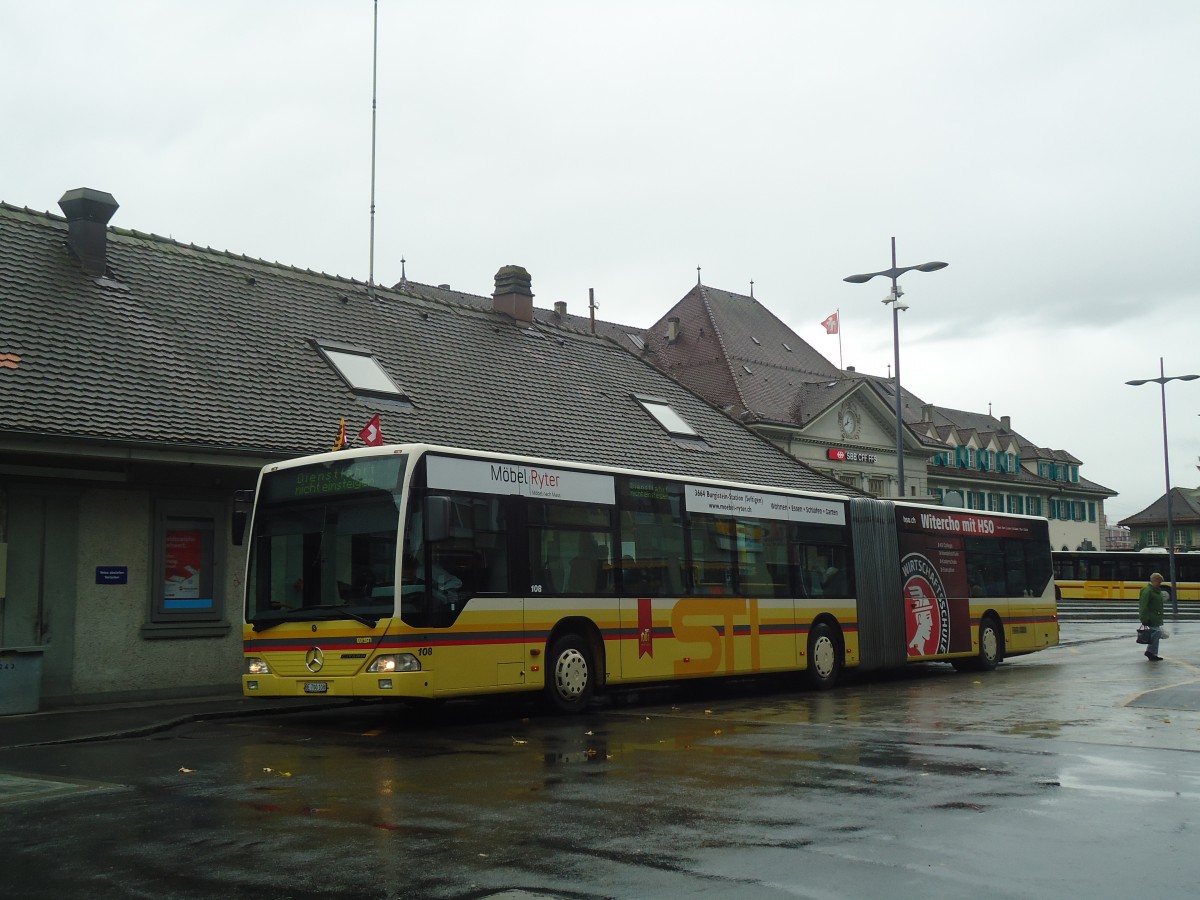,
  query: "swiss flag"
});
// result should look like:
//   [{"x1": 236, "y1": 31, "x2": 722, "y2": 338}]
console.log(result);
[
  {"x1": 821, "y1": 311, "x2": 839, "y2": 334},
  {"x1": 358, "y1": 414, "x2": 384, "y2": 447}
]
